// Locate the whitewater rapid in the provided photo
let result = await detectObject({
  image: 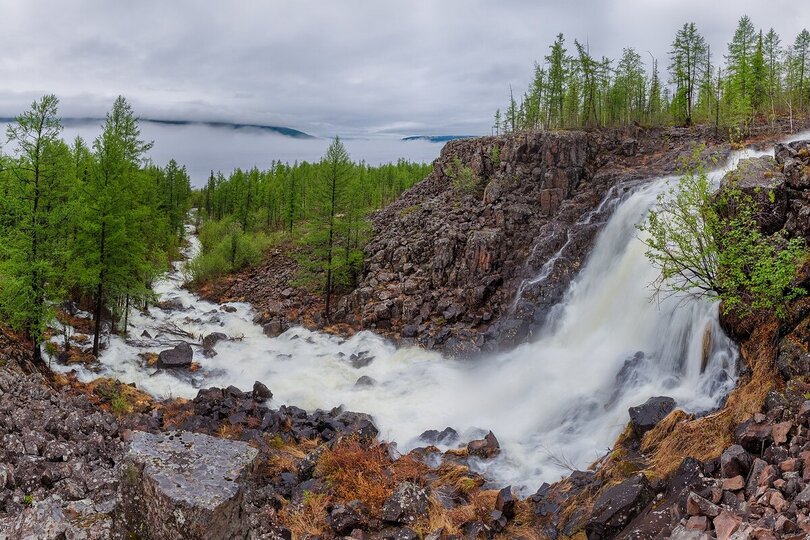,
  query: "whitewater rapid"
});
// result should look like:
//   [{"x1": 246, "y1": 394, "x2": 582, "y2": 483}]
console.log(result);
[{"x1": 52, "y1": 135, "x2": 807, "y2": 492}]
